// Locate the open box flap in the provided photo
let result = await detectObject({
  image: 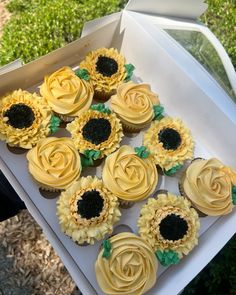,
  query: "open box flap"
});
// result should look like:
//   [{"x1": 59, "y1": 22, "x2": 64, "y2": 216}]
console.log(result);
[{"x1": 125, "y1": 0, "x2": 208, "y2": 19}]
